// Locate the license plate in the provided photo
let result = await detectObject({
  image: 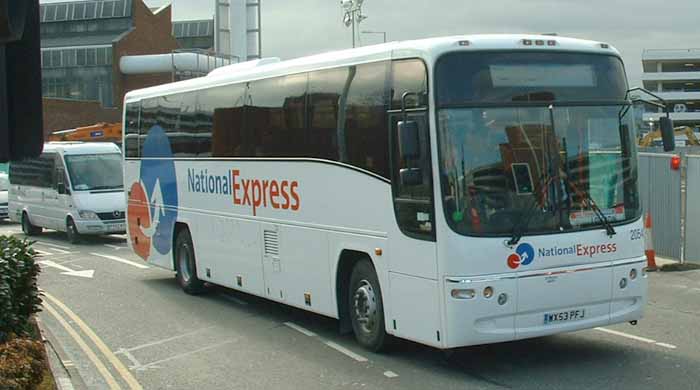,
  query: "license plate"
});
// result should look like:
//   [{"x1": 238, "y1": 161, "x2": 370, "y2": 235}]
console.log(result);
[
  {"x1": 544, "y1": 309, "x2": 586, "y2": 325},
  {"x1": 110, "y1": 223, "x2": 125, "y2": 231}
]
